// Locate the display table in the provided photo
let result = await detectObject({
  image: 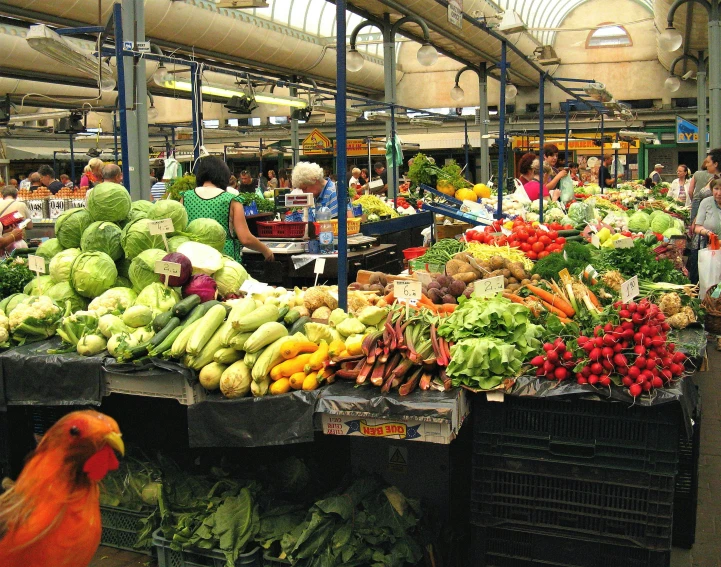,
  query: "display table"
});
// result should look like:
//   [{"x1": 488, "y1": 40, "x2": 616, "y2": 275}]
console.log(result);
[{"x1": 360, "y1": 212, "x2": 432, "y2": 252}]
